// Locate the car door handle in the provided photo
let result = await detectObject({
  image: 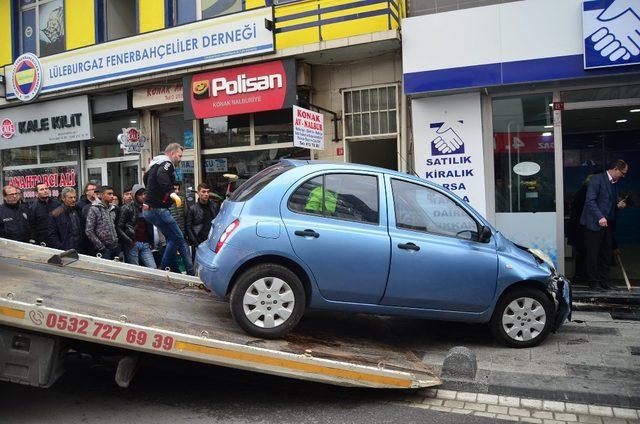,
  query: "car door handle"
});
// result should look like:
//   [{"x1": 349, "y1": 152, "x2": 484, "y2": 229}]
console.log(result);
[
  {"x1": 295, "y1": 229, "x2": 320, "y2": 238},
  {"x1": 398, "y1": 242, "x2": 420, "y2": 251}
]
